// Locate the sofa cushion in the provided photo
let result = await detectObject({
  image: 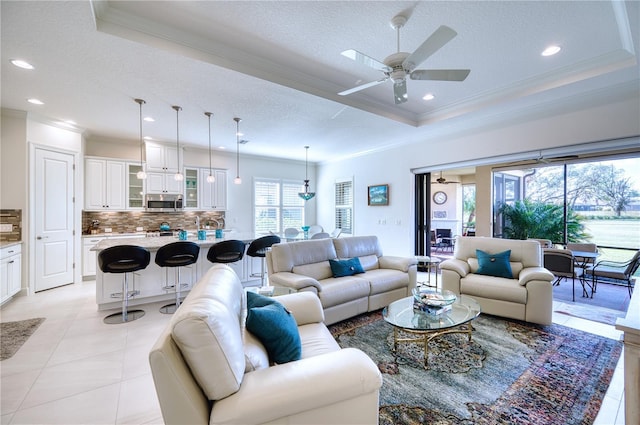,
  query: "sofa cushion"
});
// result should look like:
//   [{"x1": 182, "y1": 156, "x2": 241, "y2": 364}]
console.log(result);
[
  {"x1": 317, "y1": 277, "x2": 370, "y2": 308},
  {"x1": 243, "y1": 330, "x2": 269, "y2": 372},
  {"x1": 334, "y1": 235, "x2": 383, "y2": 259},
  {"x1": 292, "y1": 261, "x2": 333, "y2": 281},
  {"x1": 363, "y1": 269, "x2": 409, "y2": 295},
  {"x1": 461, "y1": 274, "x2": 527, "y2": 304},
  {"x1": 329, "y1": 258, "x2": 365, "y2": 277},
  {"x1": 358, "y1": 254, "x2": 381, "y2": 271},
  {"x1": 170, "y1": 264, "x2": 245, "y2": 401},
  {"x1": 476, "y1": 249, "x2": 513, "y2": 279},
  {"x1": 269, "y1": 239, "x2": 337, "y2": 273},
  {"x1": 246, "y1": 299, "x2": 302, "y2": 364}
]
